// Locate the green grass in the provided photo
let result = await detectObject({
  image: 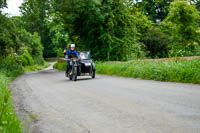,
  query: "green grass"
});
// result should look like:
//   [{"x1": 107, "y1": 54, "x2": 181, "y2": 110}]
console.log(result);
[
  {"x1": 53, "y1": 61, "x2": 66, "y2": 70},
  {"x1": 0, "y1": 61, "x2": 49, "y2": 133},
  {"x1": 25, "y1": 62, "x2": 49, "y2": 72},
  {"x1": 96, "y1": 58, "x2": 200, "y2": 84},
  {"x1": 0, "y1": 73, "x2": 22, "y2": 133},
  {"x1": 53, "y1": 58, "x2": 200, "y2": 84}
]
